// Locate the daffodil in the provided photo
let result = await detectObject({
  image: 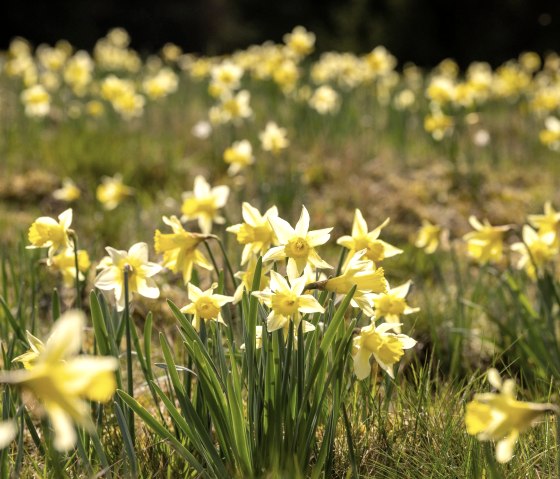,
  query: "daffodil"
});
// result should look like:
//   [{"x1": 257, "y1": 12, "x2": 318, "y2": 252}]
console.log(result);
[
  {"x1": 52, "y1": 178, "x2": 81, "y2": 202},
  {"x1": 181, "y1": 175, "x2": 230, "y2": 235},
  {"x1": 12, "y1": 331, "x2": 45, "y2": 370},
  {"x1": 0, "y1": 310, "x2": 118, "y2": 451},
  {"x1": 465, "y1": 368, "x2": 557, "y2": 463},
  {"x1": 283, "y1": 26, "x2": 315, "y2": 58},
  {"x1": 180, "y1": 283, "x2": 234, "y2": 331},
  {"x1": 226, "y1": 202, "x2": 278, "y2": 265},
  {"x1": 27, "y1": 208, "x2": 73, "y2": 257},
  {"x1": 94, "y1": 242, "x2": 162, "y2": 311},
  {"x1": 263, "y1": 206, "x2": 332, "y2": 279},
  {"x1": 352, "y1": 322, "x2": 416, "y2": 380},
  {"x1": 337, "y1": 209, "x2": 402, "y2": 267},
  {"x1": 48, "y1": 247, "x2": 91, "y2": 287},
  {"x1": 223, "y1": 140, "x2": 255, "y2": 175},
  {"x1": 463, "y1": 216, "x2": 511, "y2": 265},
  {"x1": 233, "y1": 256, "x2": 272, "y2": 304},
  {"x1": 96, "y1": 174, "x2": 134, "y2": 210},
  {"x1": 528, "y1": 202, "x2": 560, "y2": 246},
  {"x1": 415, "y1": 220, "x2": 445, "y2": 254},
  {"x1": 154, "y1": 216, "x2": 213, "y2": 284},
  {"x1": 372, "y1": 281, "x2": 419, "y2": 332},
  {"x1": 510, "y1": 225, "x2": 557, "y2": 280},
  {"x1": 259, "y1": 121, "x2": 289, "y2": 154},
  {"x1": 21, "y1": 85, "x2": 51, "y2": 117}
]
